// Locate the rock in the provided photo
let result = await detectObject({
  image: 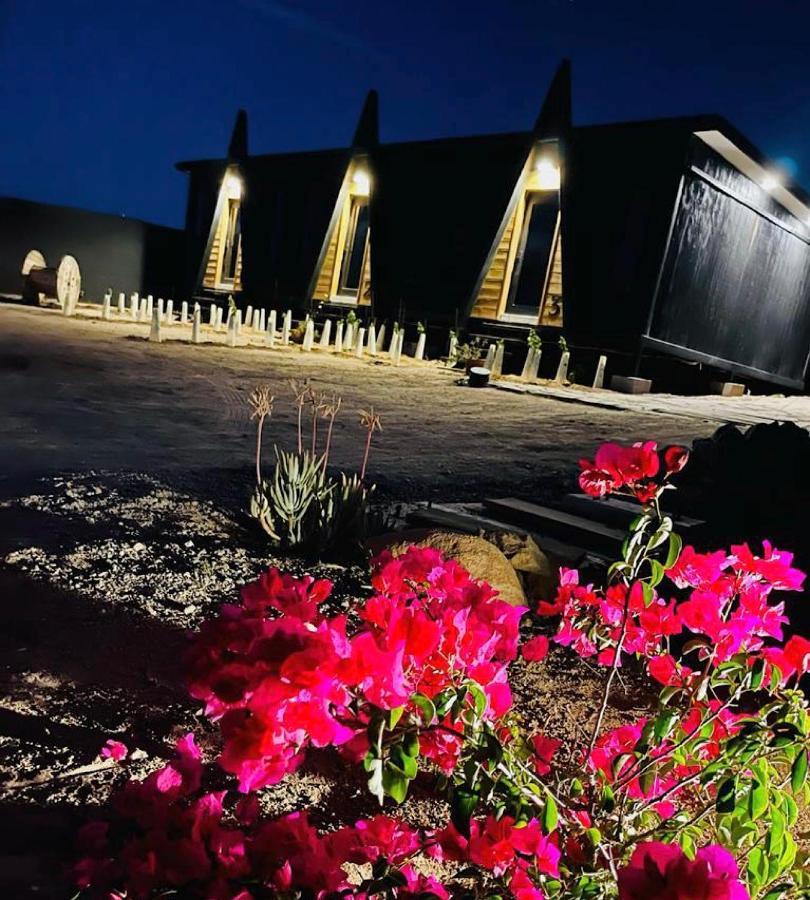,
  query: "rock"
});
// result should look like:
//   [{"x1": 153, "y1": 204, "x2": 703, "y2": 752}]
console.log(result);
[
  {"x1": 369, "y1": 528, "x2": 527, "y2": 606},
  {"x1": 485, "y1": 531, "x2": 555, "y2": 602}
]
